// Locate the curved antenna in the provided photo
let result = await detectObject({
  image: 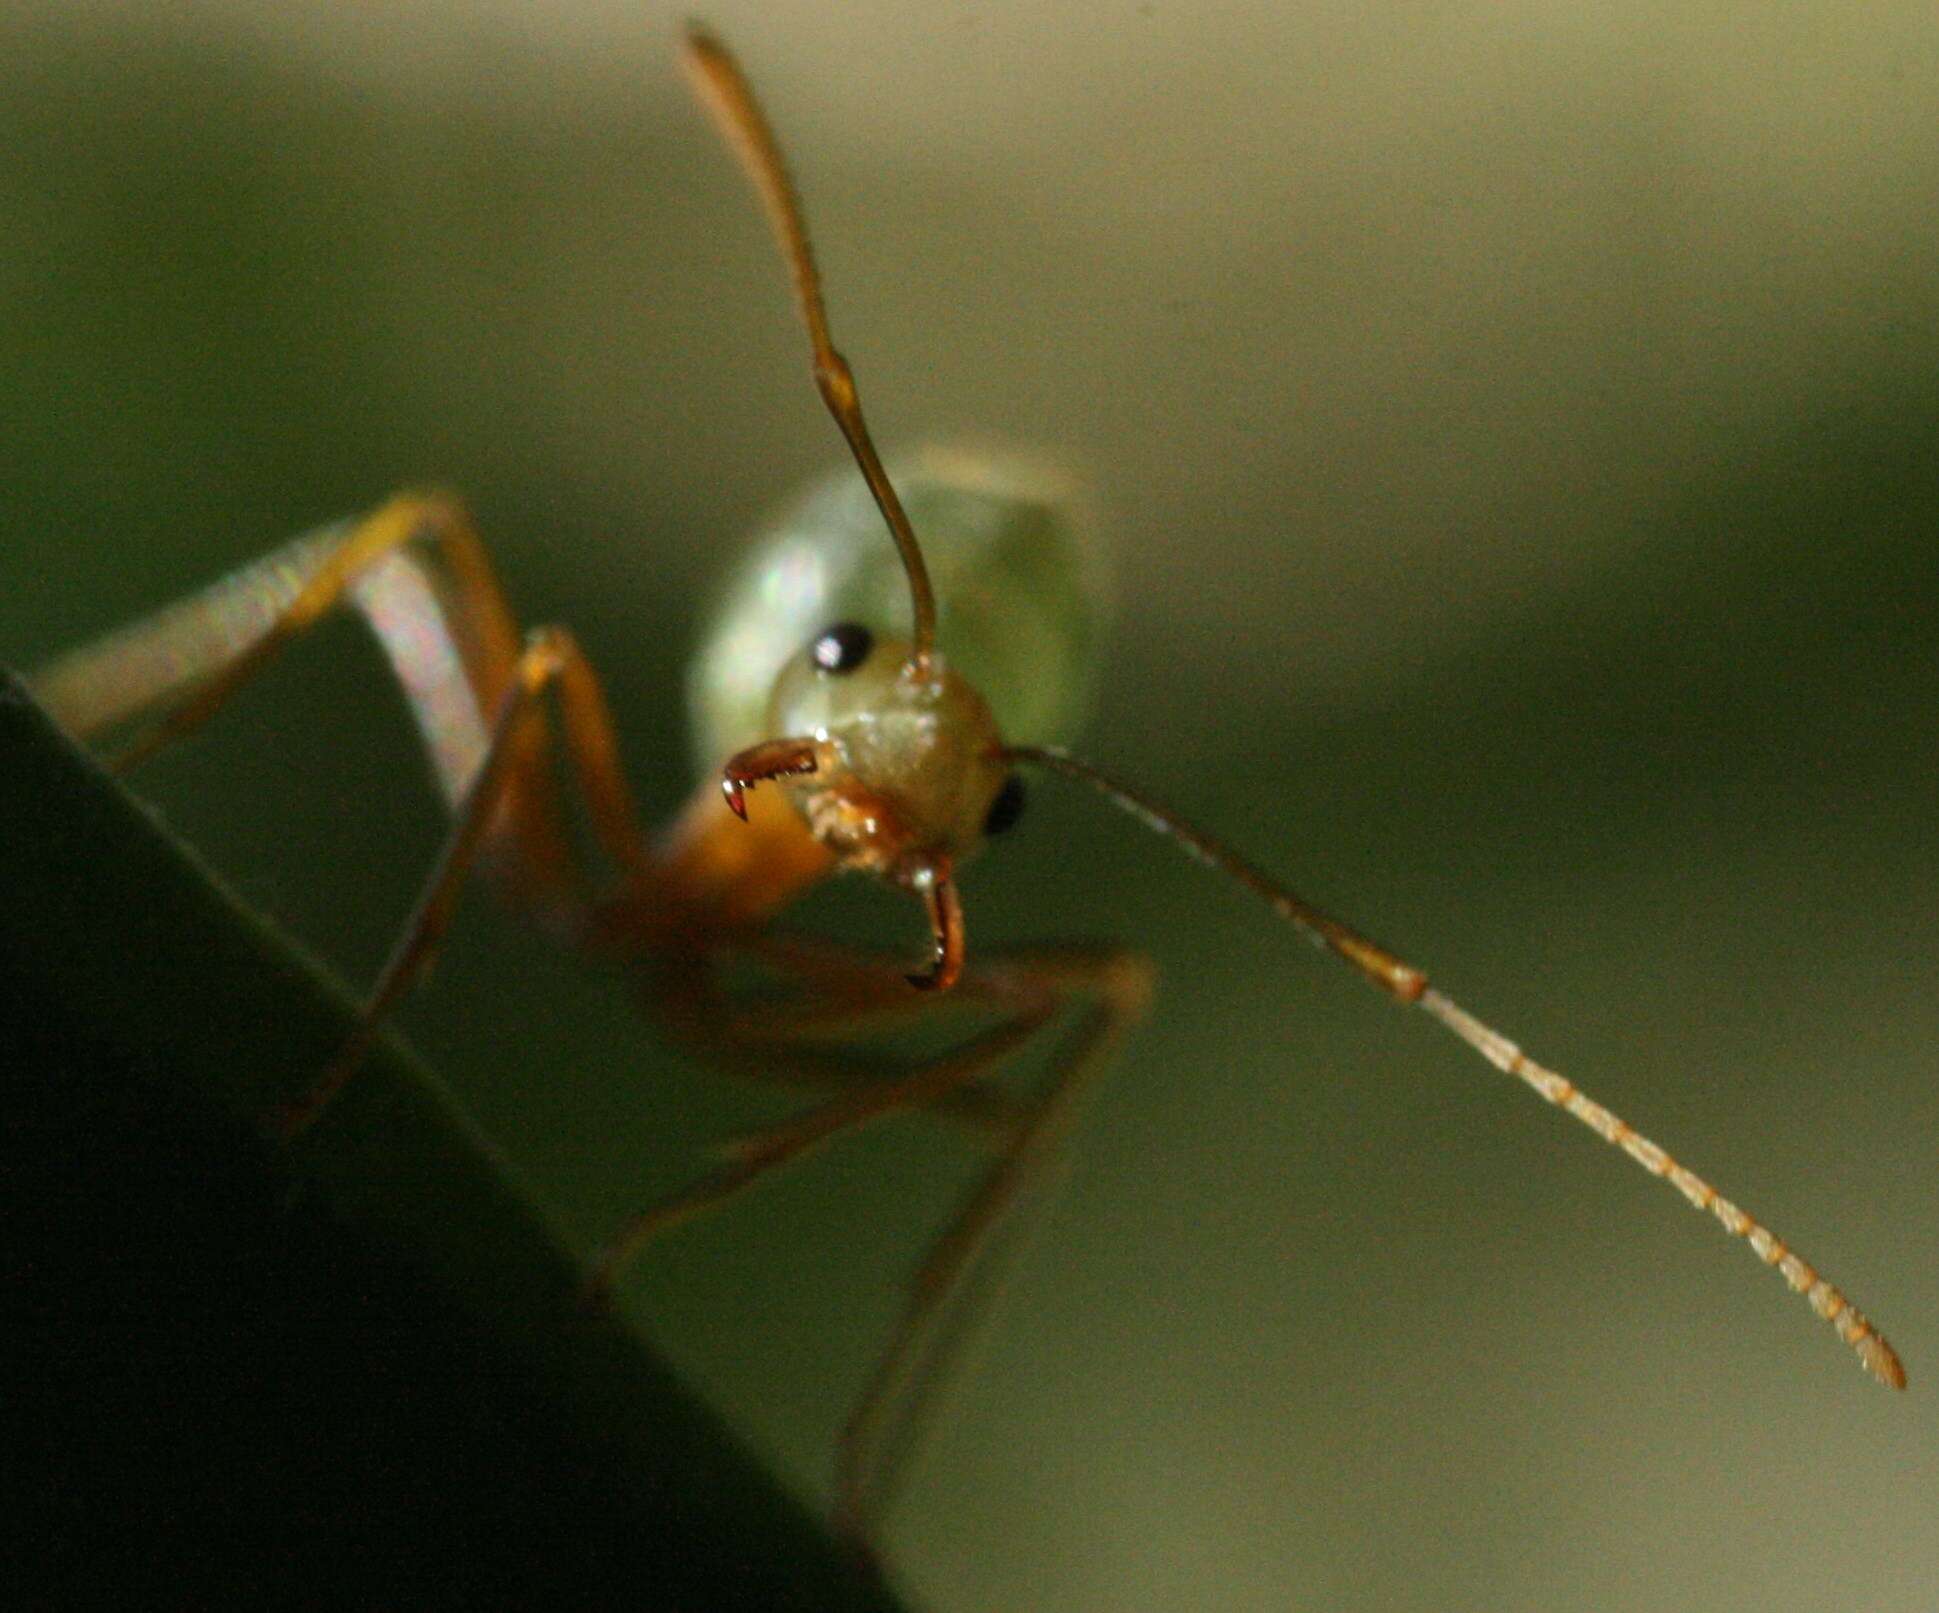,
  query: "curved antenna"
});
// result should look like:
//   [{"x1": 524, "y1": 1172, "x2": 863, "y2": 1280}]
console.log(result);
[
  {"x1": 681, "y1": 24, "x2": 939, "y2": 673},
  {"x1": 1003, "y1": 744, "x2": 1907, "y2": 1391}
]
